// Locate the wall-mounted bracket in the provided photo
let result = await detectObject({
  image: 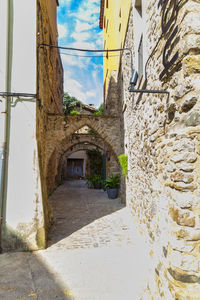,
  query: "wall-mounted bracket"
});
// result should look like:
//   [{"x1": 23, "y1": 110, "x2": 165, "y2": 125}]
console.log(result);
[
  {"x1": 0, "y1": 92, "x2": 37, "y2": 98},
  {"x1": 128, "y1": 86, "x2": 170, "y2": 102}
]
